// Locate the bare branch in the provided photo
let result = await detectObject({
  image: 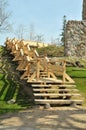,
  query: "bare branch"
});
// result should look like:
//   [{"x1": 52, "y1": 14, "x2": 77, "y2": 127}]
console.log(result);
[{"x1": 0, "y1": 0, "x2": 11, "y2": 33}]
